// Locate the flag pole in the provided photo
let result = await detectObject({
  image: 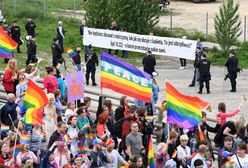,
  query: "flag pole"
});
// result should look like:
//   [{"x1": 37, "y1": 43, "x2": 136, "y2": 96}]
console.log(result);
[
  {"x1": 165, "y1": 79, "x2": 170, "y2": 142},
  {"x1": 8, "y1": 114, "x2": 17, "y2": 130},
  {"x1": 100, "y1": 50, "x2": 103, "y2": 92},
  {"x1": 0, "y1": 104, "x2": 4, "y2": 140},
  {"x1": 12, "y1": 120, "x2": 21, "y2": 166}
]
